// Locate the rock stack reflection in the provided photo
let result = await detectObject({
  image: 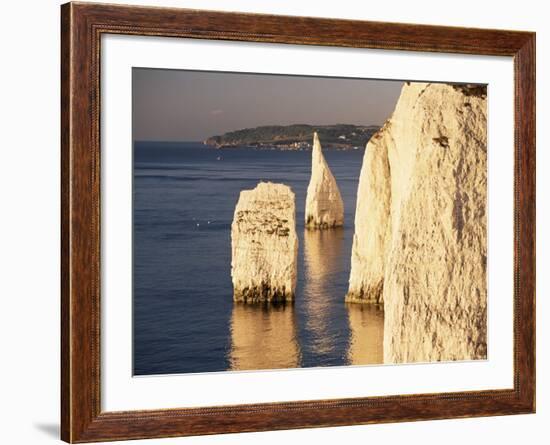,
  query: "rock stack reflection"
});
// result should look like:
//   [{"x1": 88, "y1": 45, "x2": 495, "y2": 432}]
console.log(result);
[
  {"x1": 346, "y1": 304, "x2": 384, "y2": 365},
  {"x1": 229, "y1": 304, "x2": 300, "y2": 370},
  {"x1": 303, "y1": 228, "x2": 345, "y2": 358}
]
